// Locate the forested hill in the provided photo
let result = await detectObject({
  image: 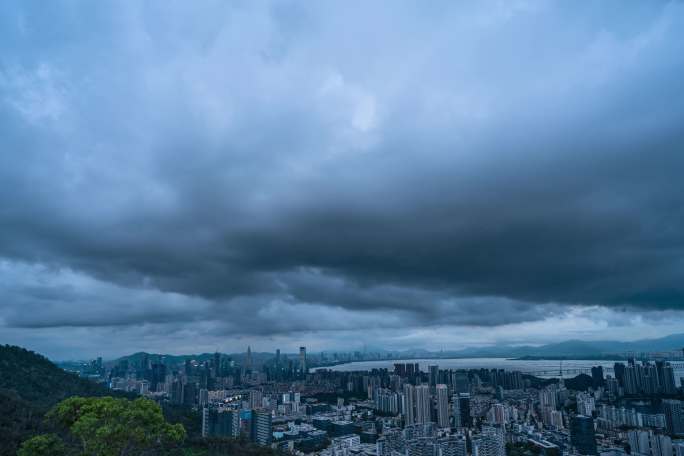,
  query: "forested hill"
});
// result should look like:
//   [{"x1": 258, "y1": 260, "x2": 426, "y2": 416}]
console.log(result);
[{"x1": 0, "y1": 344, "x2": 113, "y2": 456}]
